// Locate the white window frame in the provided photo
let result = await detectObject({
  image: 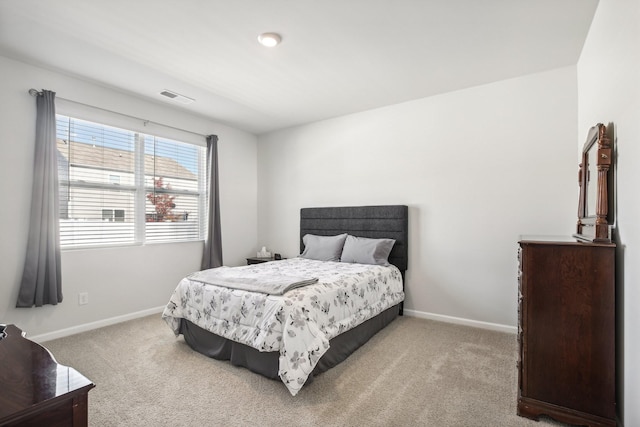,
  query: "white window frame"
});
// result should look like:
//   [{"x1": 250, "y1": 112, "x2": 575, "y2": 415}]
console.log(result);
[{"x1": 56, "y1": 112, "x2": 207, "y2": 249}]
